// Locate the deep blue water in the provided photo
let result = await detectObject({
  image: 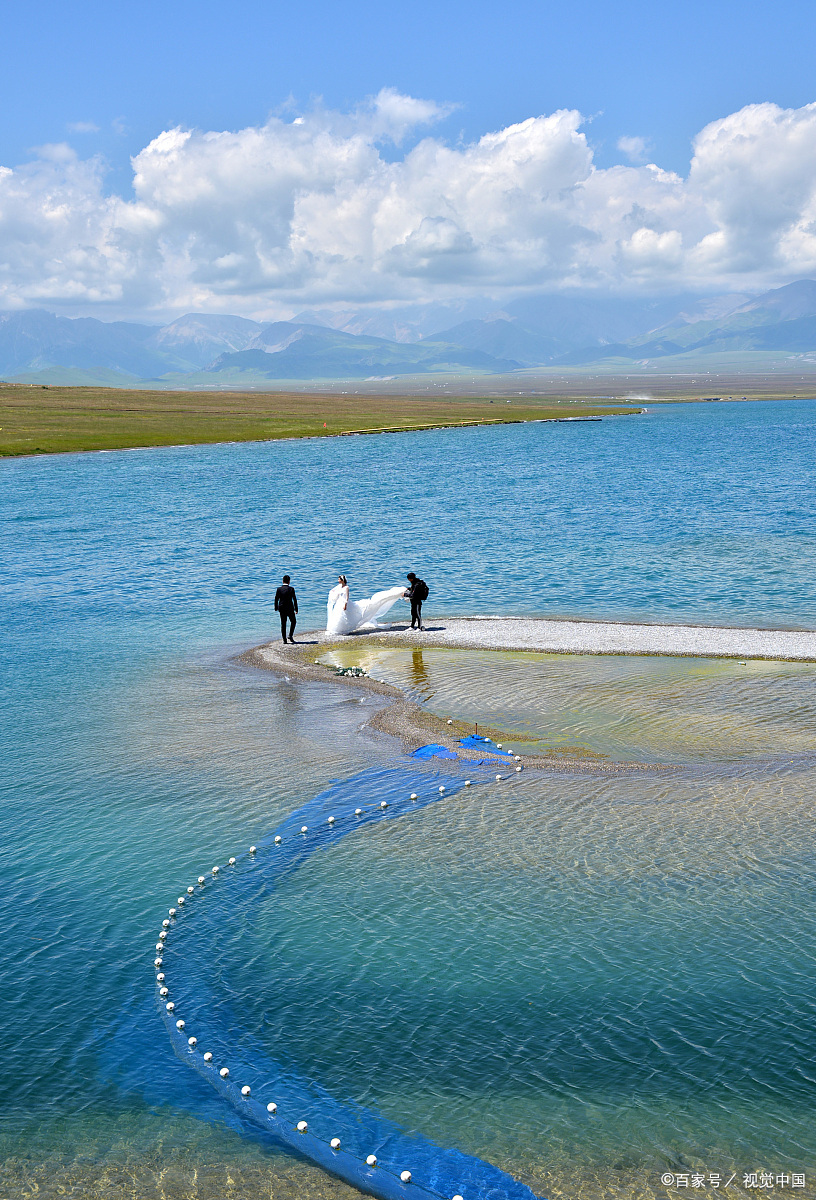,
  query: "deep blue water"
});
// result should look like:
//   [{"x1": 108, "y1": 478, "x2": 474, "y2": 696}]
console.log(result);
[{"x1": 2, "y1": 399, "x2": 816, "y2": 1199}]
